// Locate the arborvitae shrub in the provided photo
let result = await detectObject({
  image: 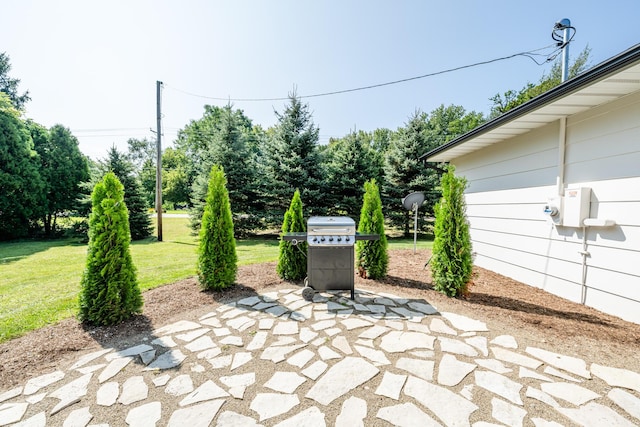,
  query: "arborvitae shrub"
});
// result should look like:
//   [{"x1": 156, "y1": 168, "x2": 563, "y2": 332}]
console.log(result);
[
  {"x1": 197, "y1": 165, "x2": 237, "y2": 290},
  {"x1": 276, "y1": 190, "x2": 307, "y2": 280},
  {"x1": 79, "y1": 172, "x2": 142, "y2": 325},
  {"x1": 431, "y1": 165, "x2": 473, "y2": 297},
  {"x1": 356, "y1": 179, "x2": 388, "y2": 279}
]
